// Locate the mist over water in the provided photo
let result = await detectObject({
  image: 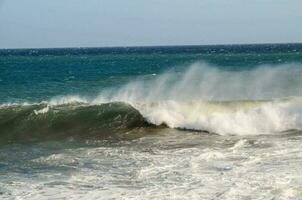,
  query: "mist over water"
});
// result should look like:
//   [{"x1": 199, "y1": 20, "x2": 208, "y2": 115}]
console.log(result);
[
  {"x1": 86, "y1": 62, "x2": 302, "y2": 135},
  {"x1": 98, "y1": 62, "x2": 302, "y2": 101}
]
